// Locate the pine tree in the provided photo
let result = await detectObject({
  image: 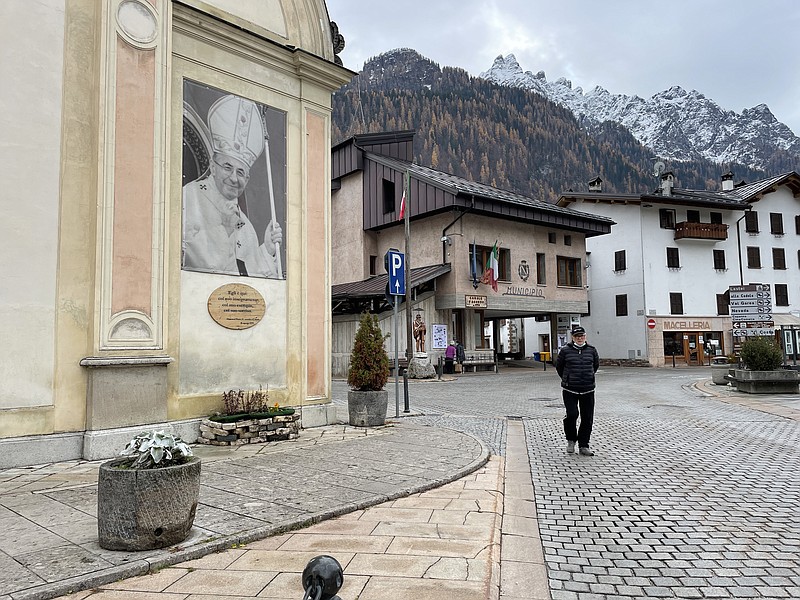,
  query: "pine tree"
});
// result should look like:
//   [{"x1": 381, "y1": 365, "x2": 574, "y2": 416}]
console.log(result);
[{"x1": 347, "y1": 313, "x2": 390, "y2": 391}]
